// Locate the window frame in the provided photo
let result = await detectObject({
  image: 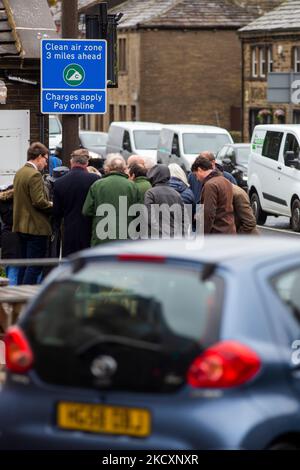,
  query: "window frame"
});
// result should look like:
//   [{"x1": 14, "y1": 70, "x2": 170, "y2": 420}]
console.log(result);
[
  {"x1": 118, "y1": 37, "x2": 127, "y2": 73},
  {"x1": 293, "y1": 46, "x2": 300, "y2": 73}
]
